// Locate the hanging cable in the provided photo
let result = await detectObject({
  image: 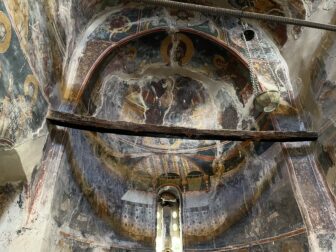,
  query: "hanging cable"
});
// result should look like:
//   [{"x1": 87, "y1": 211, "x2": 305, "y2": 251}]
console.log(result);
[
  {"x1": 254, "y1": 31, "x2": 282, "y2": 92},
  {"x1": 240, "y1": 21, "x2": 282, "y2": 113},
  {"x1": 253, "y1": 31, "x2": 282, "y2": 112},
  {"x1": 140, "y1": 0, "x2": 336, "y2": 32},
  {"x1": 241, "y1": 22, "x2": 260, "y2": 95}
]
